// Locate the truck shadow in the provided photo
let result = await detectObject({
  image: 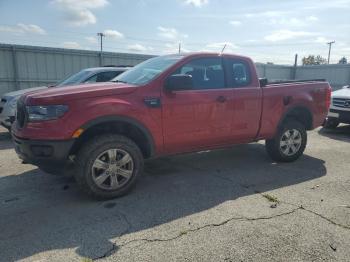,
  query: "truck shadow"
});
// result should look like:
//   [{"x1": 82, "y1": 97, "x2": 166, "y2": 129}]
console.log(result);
[
  {"x1": 0, "y1": 129, "x2": 13, "y2": 150},
  {"x1": 0, "y1": 143, "x2": 326, "y2": 261},
  {"x1": 318, "y1": 125, "x2": 350, "y2": 143}
]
